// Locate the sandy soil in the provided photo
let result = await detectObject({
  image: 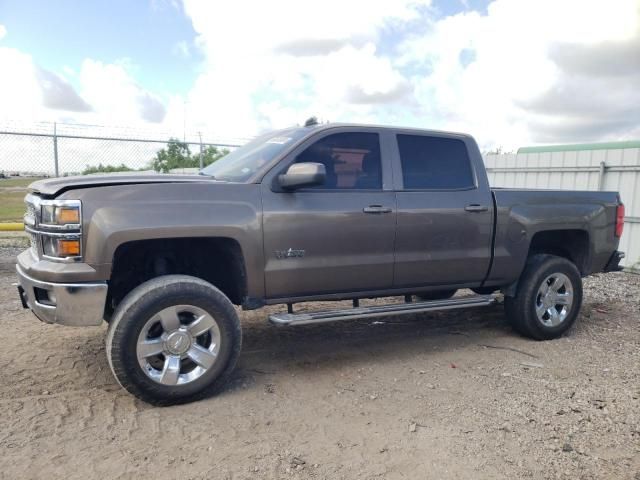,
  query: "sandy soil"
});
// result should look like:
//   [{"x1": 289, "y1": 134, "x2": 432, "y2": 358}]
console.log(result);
[{"x1": 0, "y1": 247, "x2": 638, "y2": 480}]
